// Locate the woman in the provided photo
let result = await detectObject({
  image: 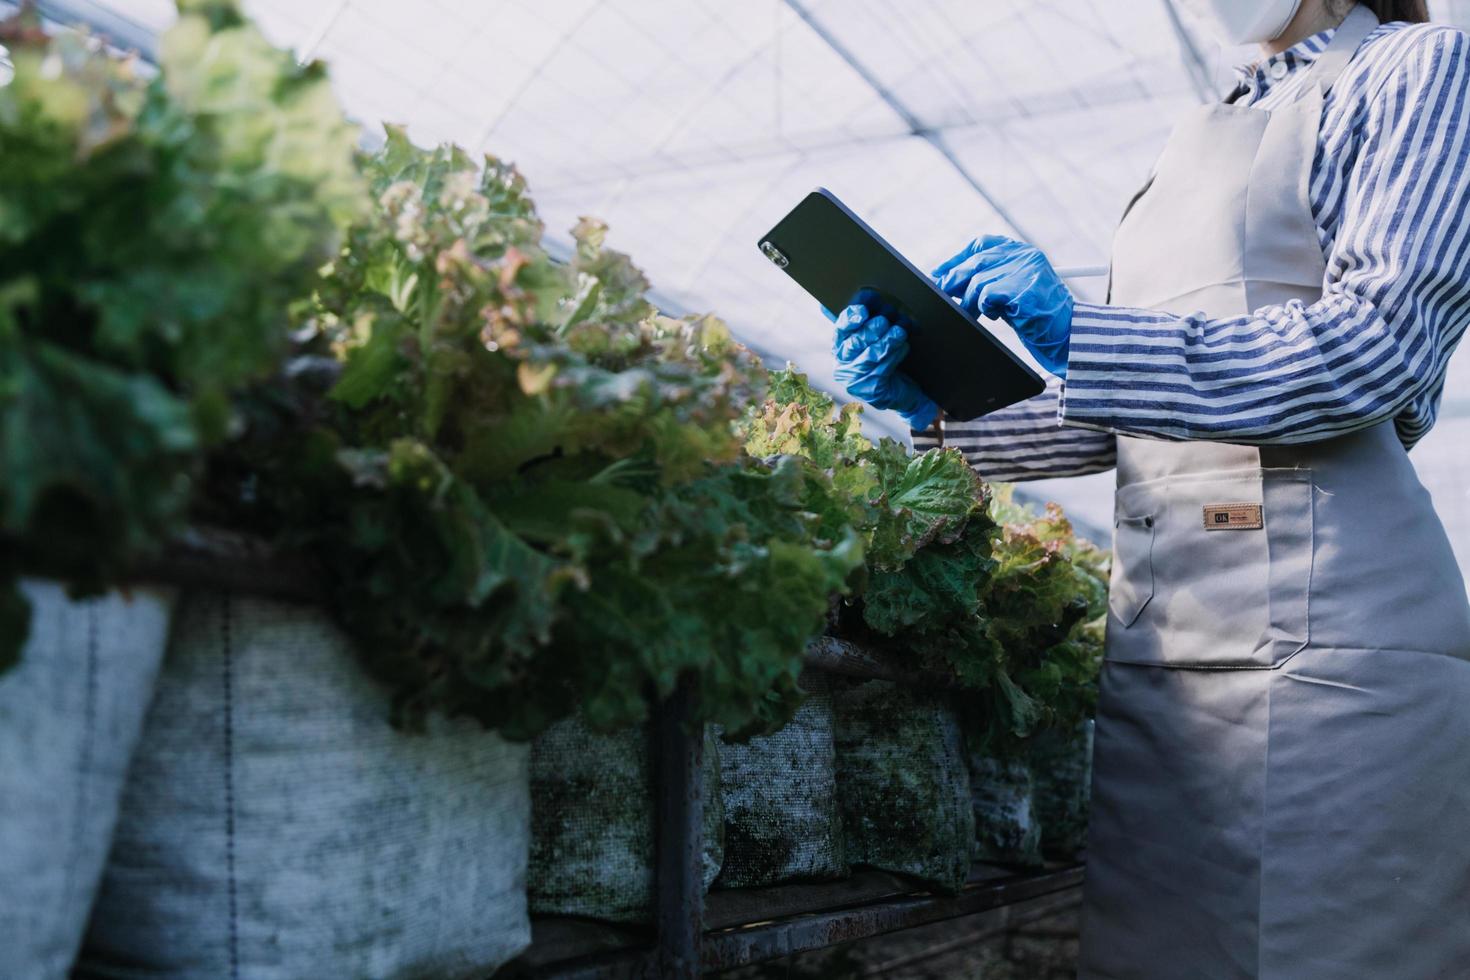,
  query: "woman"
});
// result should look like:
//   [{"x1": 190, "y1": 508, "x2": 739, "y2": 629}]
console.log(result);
[{"x1": 834, "y1": 1, "x2": 1470, "y2": 976}]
